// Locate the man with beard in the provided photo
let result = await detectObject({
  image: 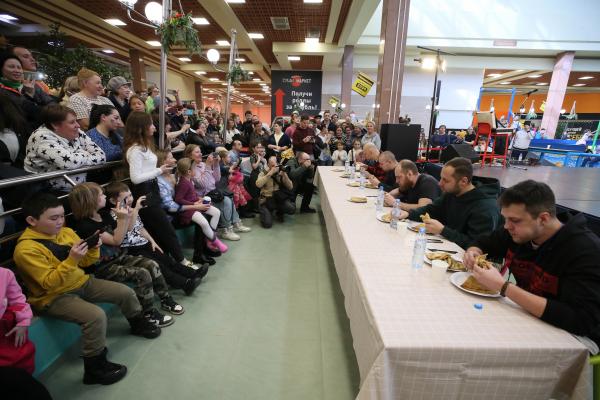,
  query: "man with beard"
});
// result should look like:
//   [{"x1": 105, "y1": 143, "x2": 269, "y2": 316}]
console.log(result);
[
  {"x1": 385, "y1": 159, "x2": 440, "y2": 209},
  {"x1": 399, "y1": 157, "x2": 502, "y2": 248},
  {"x1": 463, "y1": 181, "x2": 600, "y2": 348}
]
